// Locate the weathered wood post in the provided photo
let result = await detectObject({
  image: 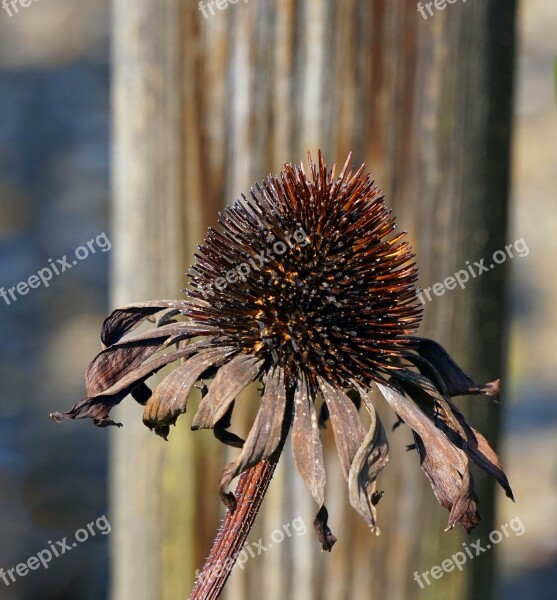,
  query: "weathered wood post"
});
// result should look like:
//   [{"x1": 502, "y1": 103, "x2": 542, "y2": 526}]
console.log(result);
[{"x1": 111, "y1": 1, "x2": 516, "y2": 598}]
